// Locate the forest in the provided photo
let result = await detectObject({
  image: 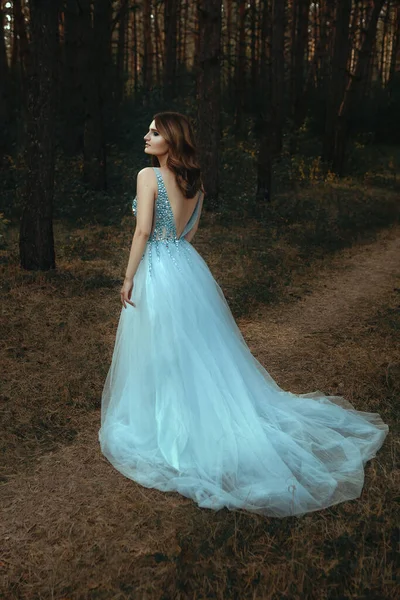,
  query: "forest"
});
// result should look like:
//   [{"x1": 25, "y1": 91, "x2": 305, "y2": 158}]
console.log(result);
[
  {"x1": 1, "y1": 1, "x2": 399, "y2": 599},
  {"x1": 0, "y1": 0, "x2": 399, "y2": 268}
]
